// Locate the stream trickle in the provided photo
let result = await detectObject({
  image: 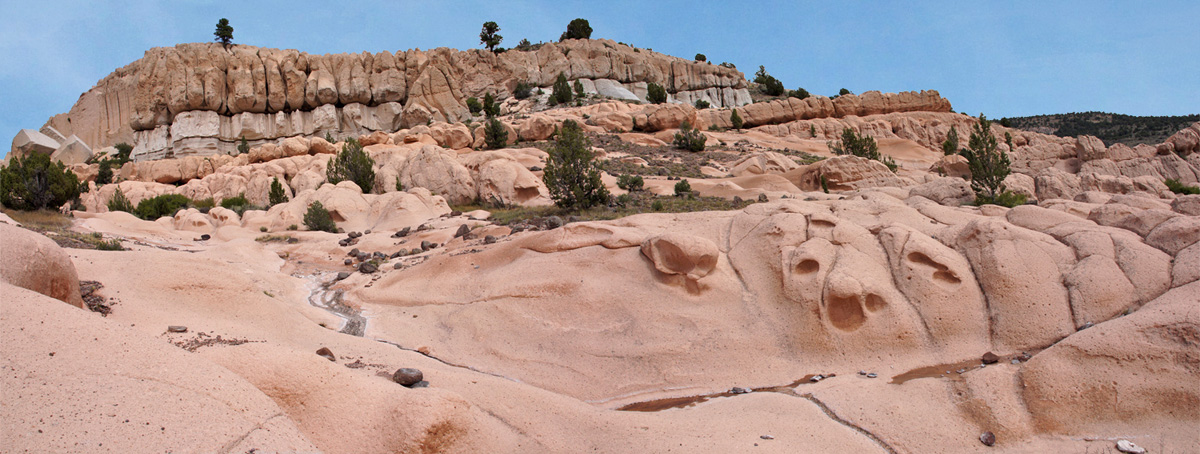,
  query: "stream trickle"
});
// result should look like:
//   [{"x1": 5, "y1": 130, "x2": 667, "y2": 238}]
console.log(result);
[{"x1": 301, "y1": 273, "x2": 366, "y2": 337}]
